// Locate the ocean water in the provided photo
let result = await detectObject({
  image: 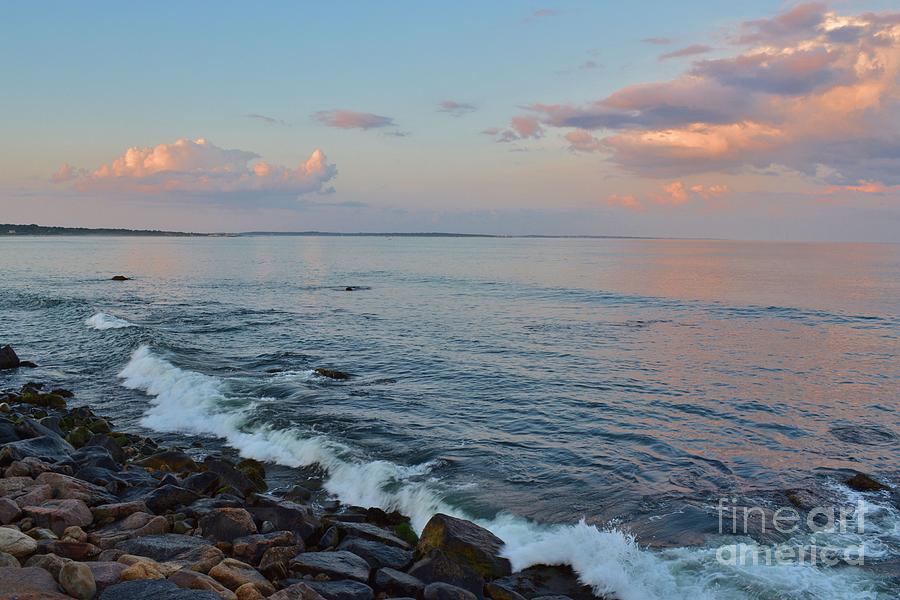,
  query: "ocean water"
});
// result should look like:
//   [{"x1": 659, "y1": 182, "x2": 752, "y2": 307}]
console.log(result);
[{"x1": 1, "y1": 235, "x2": 898, "y2": 599}]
